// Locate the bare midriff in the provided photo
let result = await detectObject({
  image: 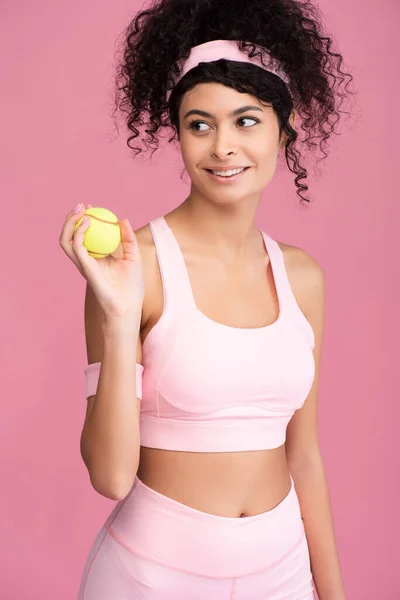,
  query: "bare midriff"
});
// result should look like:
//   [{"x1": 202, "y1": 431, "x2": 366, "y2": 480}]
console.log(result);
[{"x1": 136, "y1": 444, "x2": 292, "y2": 518}]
